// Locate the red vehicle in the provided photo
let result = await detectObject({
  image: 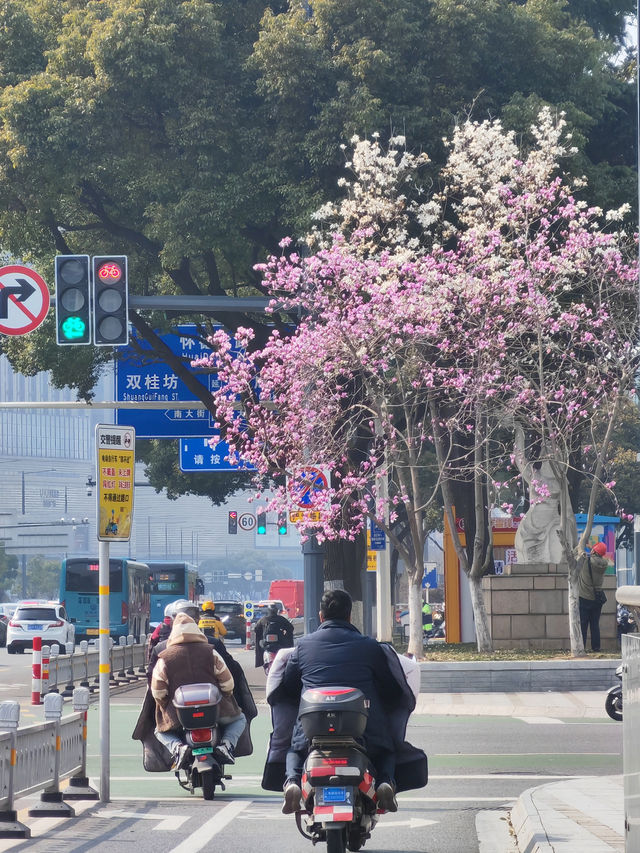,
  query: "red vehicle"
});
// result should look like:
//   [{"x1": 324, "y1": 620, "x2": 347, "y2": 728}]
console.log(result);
[{"x1": 268, "y1": 580, "x2": 304, "y2": 618}]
